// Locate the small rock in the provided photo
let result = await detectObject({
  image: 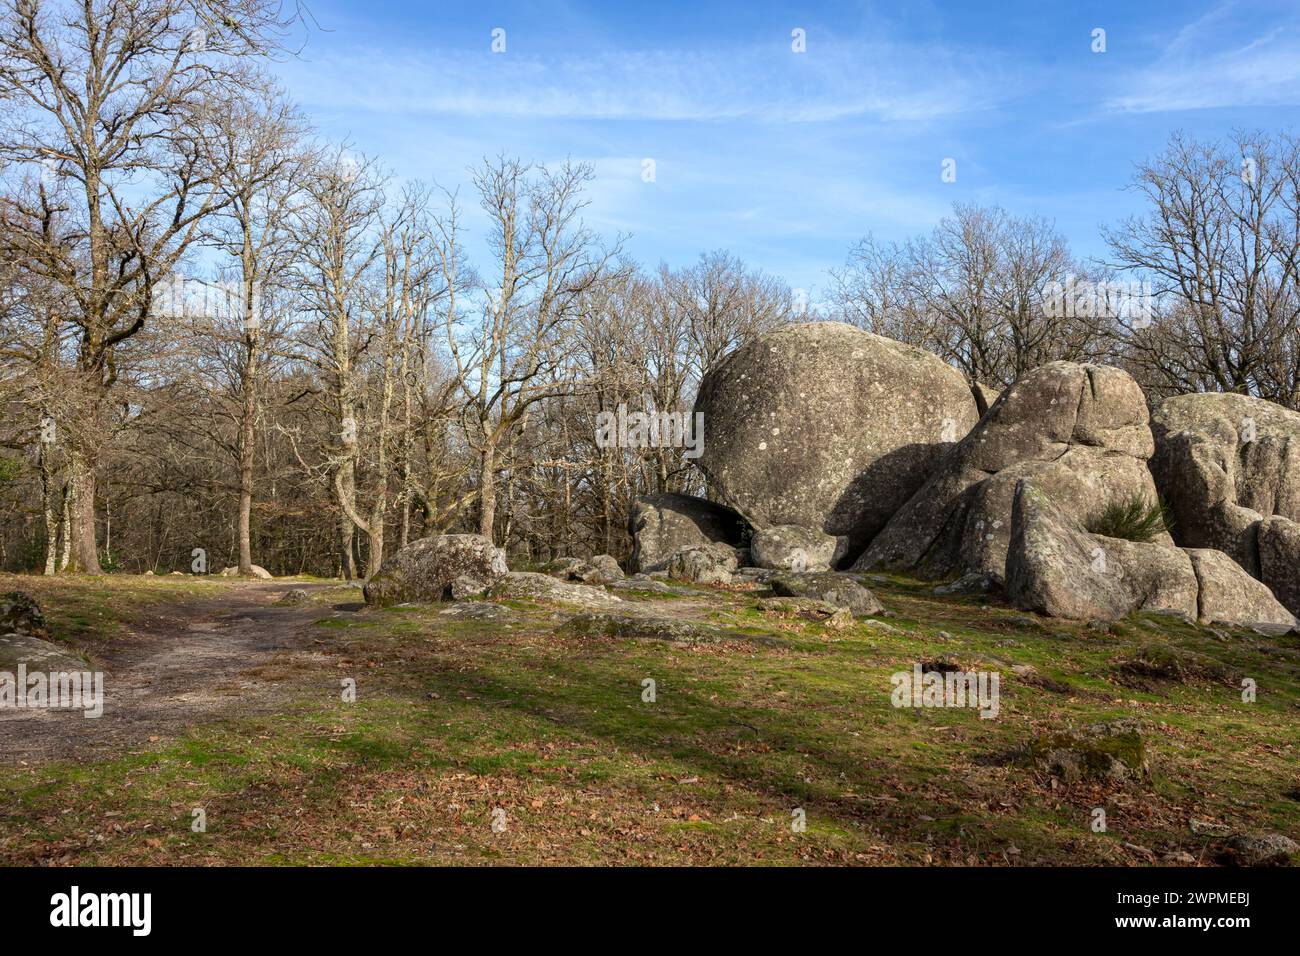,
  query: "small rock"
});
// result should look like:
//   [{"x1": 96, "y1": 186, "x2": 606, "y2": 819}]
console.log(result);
[
  {"x1": 276, "y1": 588, "x2": 312, "y2": 606},
  {"x1": 768, "y1": 572, "x2": 883, "y2": 616},
  {"x1": 588, "y1": 554, "x2": 625, "y2": 583},
  {"x1": 0, "y1": 592, "x2": 49, "y2": 640},
  {"x1": 1011, "y1": 718, "x2": 1148, "y2": 785},
  {"x1": 934, "y1": 572, "x2": 999, "y2": 596},
  {"x1": 755, "y1": 597, "x2": 853, "y2": 629},
  {"x1": 488, "y1": 572, "x2": 624, "y2": 610},
  {"x1": 1215, "y1": 832, "x2": 1299, "y2": 867},
  {"x1": 561, "y1": 612, "x2": 731, "y2": 644}
]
